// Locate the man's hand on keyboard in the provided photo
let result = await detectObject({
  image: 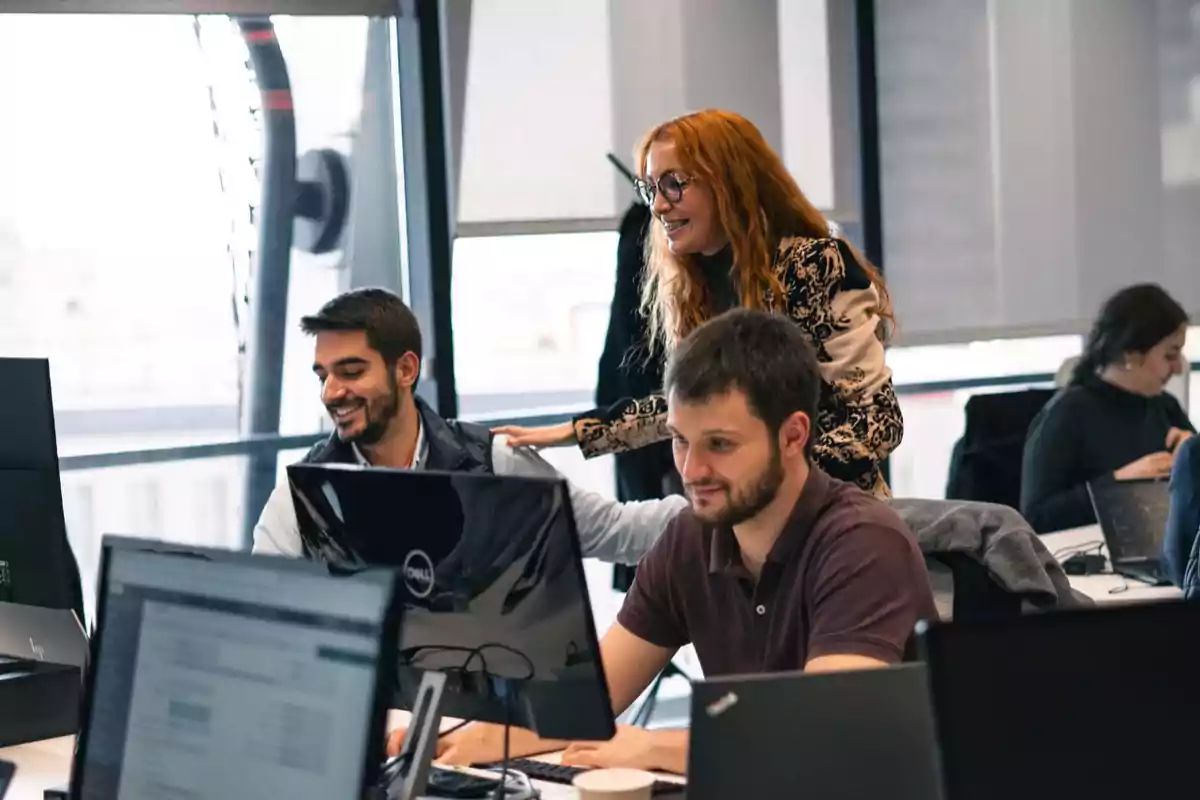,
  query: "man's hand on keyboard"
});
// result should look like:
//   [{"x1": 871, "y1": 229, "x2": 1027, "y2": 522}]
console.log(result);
[
  {"x1": 385, "y1": 722, "x2": 565, "y2": 766},
  {"x1": 561, "y1": 725, "x2": 688, "y2": 774}
]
